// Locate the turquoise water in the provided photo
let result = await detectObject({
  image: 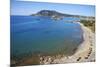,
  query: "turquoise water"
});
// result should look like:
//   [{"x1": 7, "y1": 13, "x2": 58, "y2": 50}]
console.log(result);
[{"x1": 11, "y1": 16, "x2": 83, "y2": 57}]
